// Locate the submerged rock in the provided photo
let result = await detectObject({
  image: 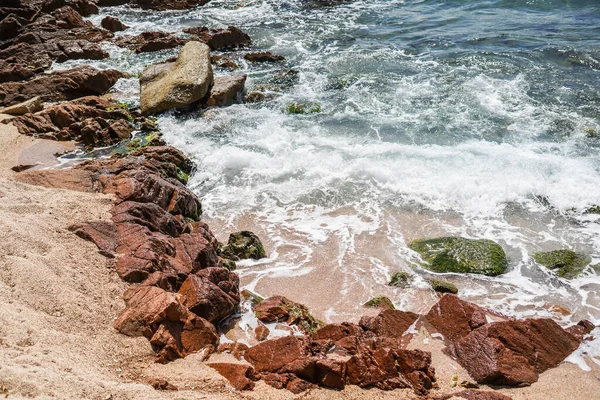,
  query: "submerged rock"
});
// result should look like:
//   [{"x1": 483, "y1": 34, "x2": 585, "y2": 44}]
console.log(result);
[
  {"x1": 140, "y1": 41, "x2": 213, "y2": 115},
  {"x1": 429, "y1": 279, "x2": 458, "y2": 294},
  {"x1": 389, "y1": 271, "x2": 411, "y2": 288},
  {"x1": 363, "y1": 296, "x2": 395, "y2": 310},
  {"x1": 534, "y1": 249, "x2": 591, "y2": 279},
  {"x1": 221, "y1": 231, "x2": 266, "y2": 260},
  {"x1": 409, "y1": 237, "x2": 508, "y2": 276},
  {"x1": 244, "y1": 51, "x2": 285, "y2": 62}
]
